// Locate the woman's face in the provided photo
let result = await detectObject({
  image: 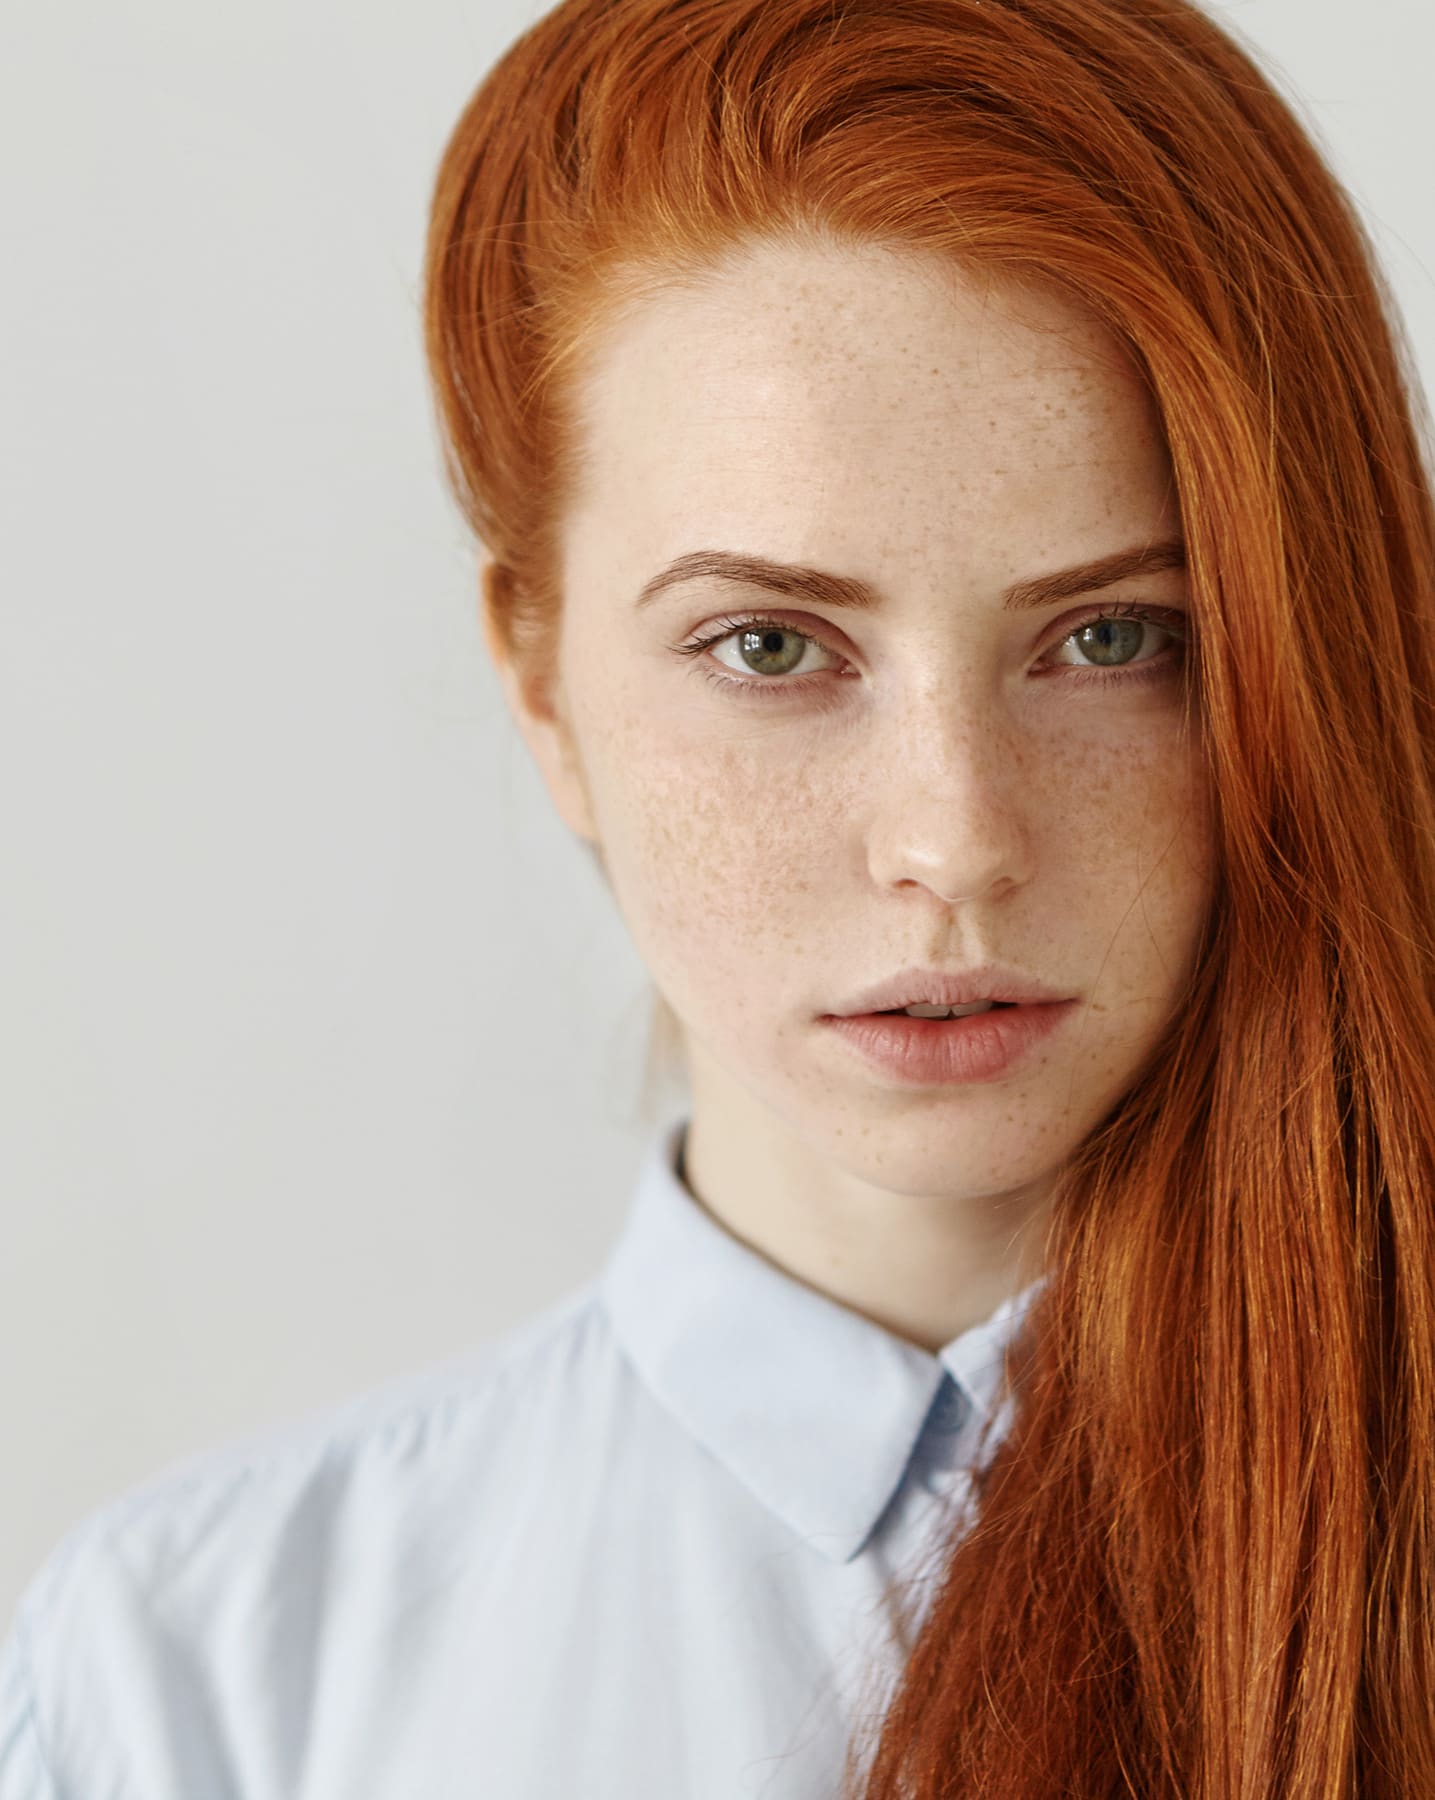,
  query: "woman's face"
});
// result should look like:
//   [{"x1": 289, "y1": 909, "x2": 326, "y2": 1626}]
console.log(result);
[{"x1": 511, "y1": 235, "x2": 1215, "y2": 1205}]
